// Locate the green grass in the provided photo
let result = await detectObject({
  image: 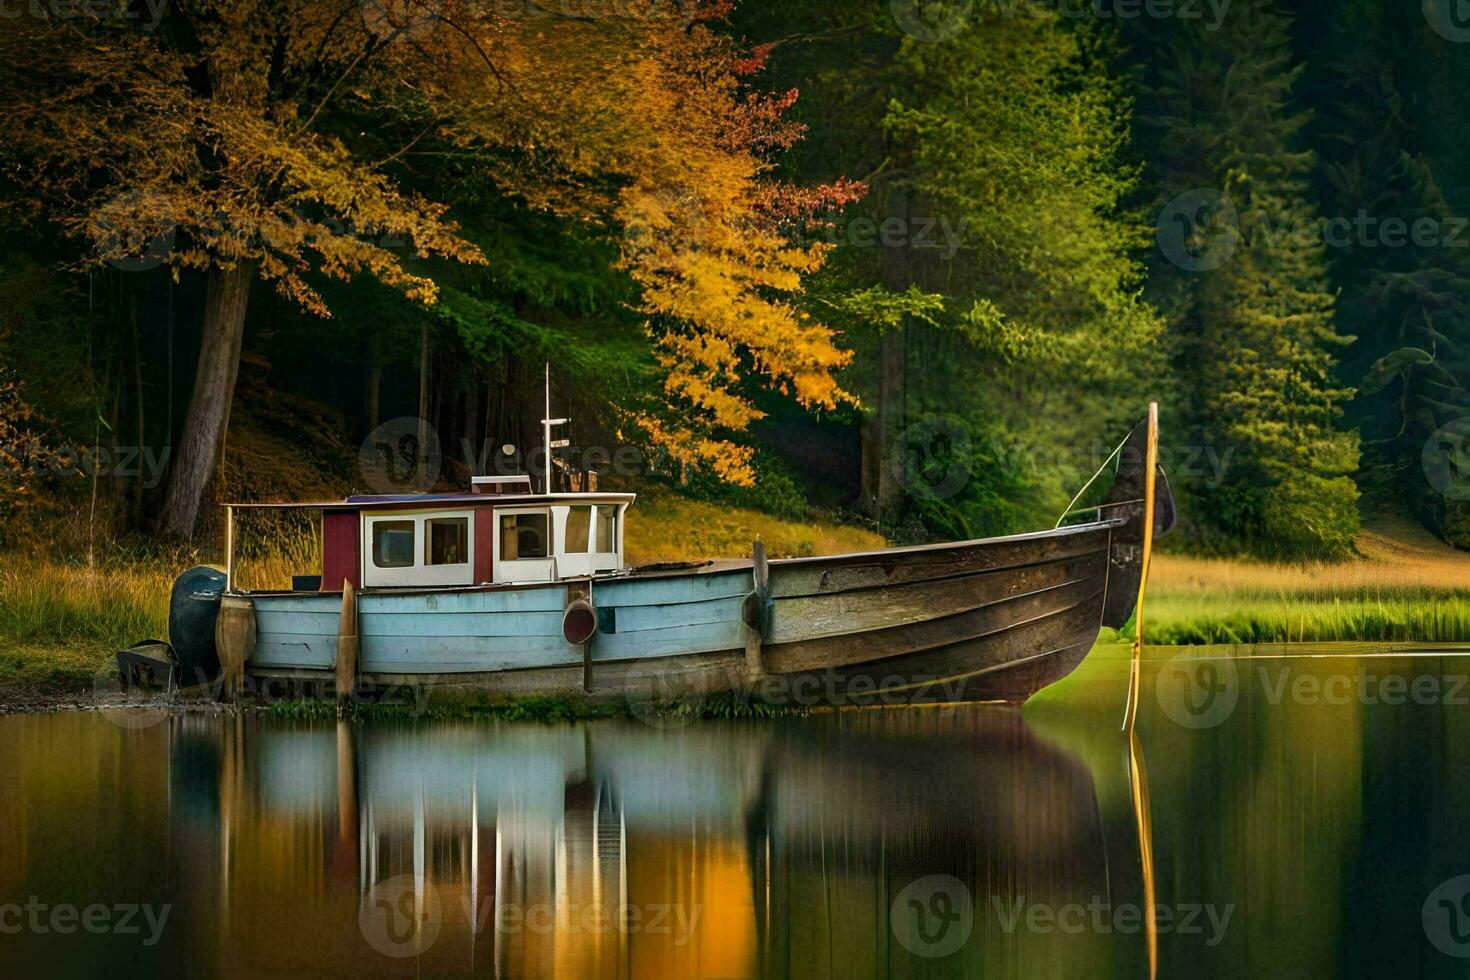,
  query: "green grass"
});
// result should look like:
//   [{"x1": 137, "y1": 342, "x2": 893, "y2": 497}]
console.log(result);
[
  {"x1": 1123, "y1": 592, "x2": 1470, "y2": 646},
  {"x1": 7, "y1": 509, "x2": 1470, "y2": 705},
  {"x1": 269, "y1": 690, "x2": 814, "y2": 724}
]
